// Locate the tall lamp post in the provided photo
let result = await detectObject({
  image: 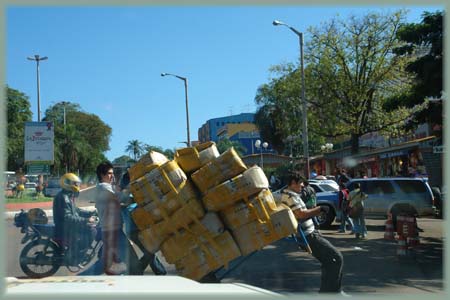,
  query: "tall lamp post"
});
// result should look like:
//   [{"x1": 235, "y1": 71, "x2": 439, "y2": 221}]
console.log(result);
[
  {"x1": 27, "y1": 55, "x2": 48, "y2": 122},
  {"x1": 255, "y1": 139, "x2": 268, "y2": 169},
  {"x1": 161, "y1": 72, "x2": 191, "y2": 147},
  {"x1": 61, "y1": 101, "x2": 69, "y2": 173},
  {"x1": 273, "y1": 20, "x2": 310, "y2": 179}
]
